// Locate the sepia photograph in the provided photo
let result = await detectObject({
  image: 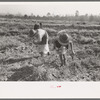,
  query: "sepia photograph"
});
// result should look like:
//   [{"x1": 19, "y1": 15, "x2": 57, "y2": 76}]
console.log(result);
[{"x1": 0, "y1": 2, "x2": 100, "y2": 82}]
